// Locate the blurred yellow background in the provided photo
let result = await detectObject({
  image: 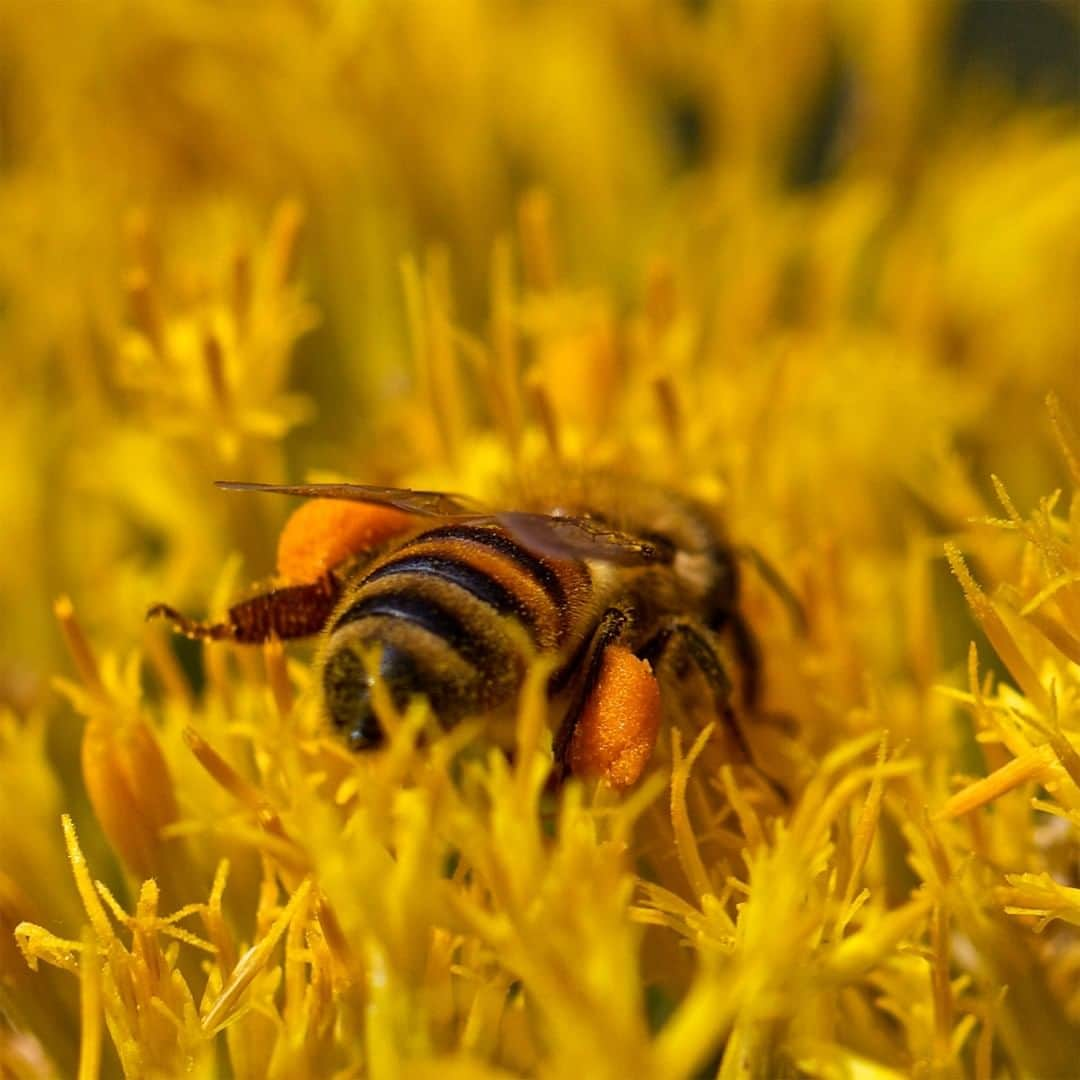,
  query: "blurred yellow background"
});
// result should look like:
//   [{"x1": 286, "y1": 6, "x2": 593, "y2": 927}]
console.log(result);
[
  {"x1": 3, "y1": 0, "x2": 1076, "y2": 688},
  {"x1": 2, "y1": 1, "x2": 1080, "y2": 1077}
]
